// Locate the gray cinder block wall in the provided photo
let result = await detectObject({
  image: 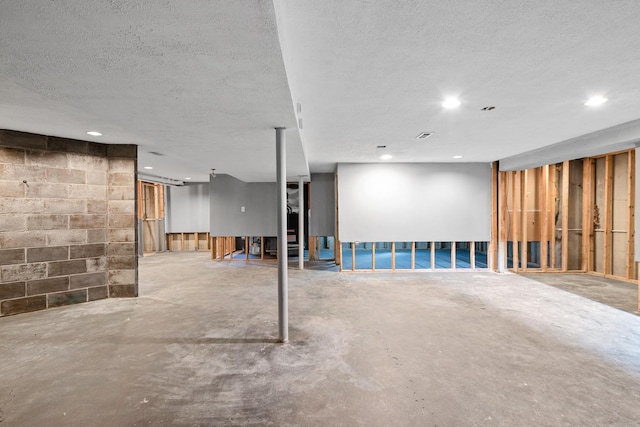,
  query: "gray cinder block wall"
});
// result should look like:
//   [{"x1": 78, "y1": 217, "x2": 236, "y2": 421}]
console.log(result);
[{"x1": 0, "y1": 130, "x2": 138, "y2": 316}]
